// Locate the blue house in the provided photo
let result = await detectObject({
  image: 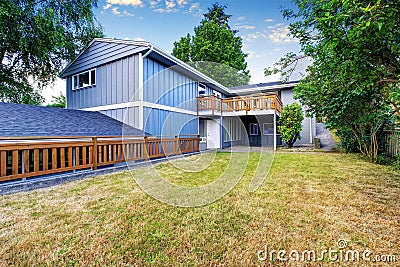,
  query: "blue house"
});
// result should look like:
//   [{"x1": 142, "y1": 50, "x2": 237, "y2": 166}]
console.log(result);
[{"x1": 60, "y1": 38, "x2": 315, "y2": 150}]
